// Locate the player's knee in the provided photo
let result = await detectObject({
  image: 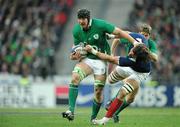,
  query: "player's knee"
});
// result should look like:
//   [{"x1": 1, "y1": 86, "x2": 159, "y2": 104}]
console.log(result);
[
  {"x1": 122, "y1": 82, "x2": 135, "y2": 94},
  {"x1": 71, "y1": 74, "x2": 81, "y2": 85},
  {"x1": 72, "y1": 66, "x2": 86, "y2": 84},
  {"x1": 108, "y1": 70, "x2": 124, "y2": 84},
  {"x1": 108, "y1": 74, "x2": 118, "y2": 84},
  {"x1": 108, "y1": 76, "x2": 114, "y2": 84}
]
